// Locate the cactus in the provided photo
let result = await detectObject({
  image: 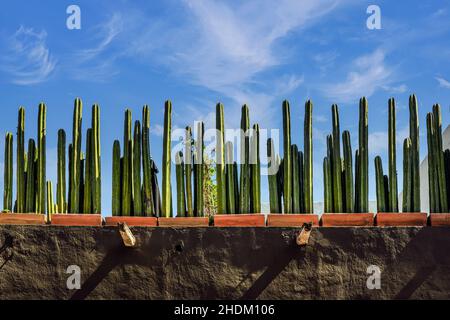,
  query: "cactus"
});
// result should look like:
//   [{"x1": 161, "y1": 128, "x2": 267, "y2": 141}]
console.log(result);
[
  {"x1": 358, "y1": 97, "x2": 368, "y2": 213},
  {"x1": 304, "y1": 100, "x2": 313, "y2": 213},
  {"x1": 46, "y1": 181, "x2": 54, "y2": 216},
  {"x1": 162, "y1": 101, "x2": 172, "y2": 217},
  {"x1": 233, "y1": 161, "x2": 239, "y2": 212},
  {"x1": 342, "y1": 130, "x2": 353, "y2": 213},
  {"x1": 216, "y1": 103, "x2": 227, "y2": 214},
  {"x1": 57, "y1": 130, "x2": 66, "y2": 213},
  {"x1": 194, "y1": 121, "x2": 204, "y2": 216},
  {"x1": 25, "y1": 139, "x2": 36, "y2": 213},
  {"x1": 3, "y1": 133, "x2": 13, "y2": 211},
  {"x1": 37, "y1": 103, "x2": 46, "y2": 214},
  {"x1": 92, "y1": 104, "x2": 101, "y2": 214},
  {"x1": 17, "y1": 107, "x2": 25, "y2": 213},
  {"x1": 282, "y1": 100, "x2": 292, "y2": 214},
  {"x1": 354, "y1": 149, "x2": 360, "y2": 212},
  {"x1": 374, "y1": 156, "x2": 386, "y2": 212},
  {"x1": 133, "y1": 120, "x2": 142, "y2": 215},
  {"x1": 298, "y1": 150, "x2": 305, "y2": 213},
  {"x1": 175, "y1": 151, "x2": 186, "y2": 216},
  {"x1": 239, "y1": 104, "x2": 251, "y2": 213},
  {"x1": 331, "y1": 104, "x2": 343, "y2": 213},
  {"x1": 122, "y1": 109, "x2": 133, "y2": 216},
  {"x1": 225, "y1": 141, "x2": 236, "y2": 214},
  {"x1": 142, "y1": 105, "x2": 154, "y2": 216},
  {"x1": 184, "y1": 126, "x2": 193, "y2": 216},
  {"x1": 432, "y1": 104, "x2": 448, "y2": 212},
  {"x1": 79, "y1": 153, "x2": 85, "y2": 211},
  {"x1": 402, "y1": 138, "x2": 412, "y2": 212},
  {"x1": 69, "y1": 98, "x2": 82, "y2": 213},
  {"x1": 151, "y1": 159, "x2": 162, "y2": 217},
  {"x1": 291, "y1": 144, "x2": 300, "y2": 213},
  {"x1": 83, "y1": 129, "x2": 92, "y2": 214},
  {"x1": 409, "y1": 95, "x2": 420, "y2": 212},
  {"x1": 388, "y1": 98, "x2": 398, "y2": 212},
  {"x1": 444, "y1": 149, "x2": 450, "y2": 206},
  {"x1": 112, "y1": 140, "x2": 121, "y2": 216},
  {"x1": 251, "y1": 123, "x2": 261, "y2": 213},
  {"x1": 323, "y1": 156, "x2": 332, "y2": 213}
]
